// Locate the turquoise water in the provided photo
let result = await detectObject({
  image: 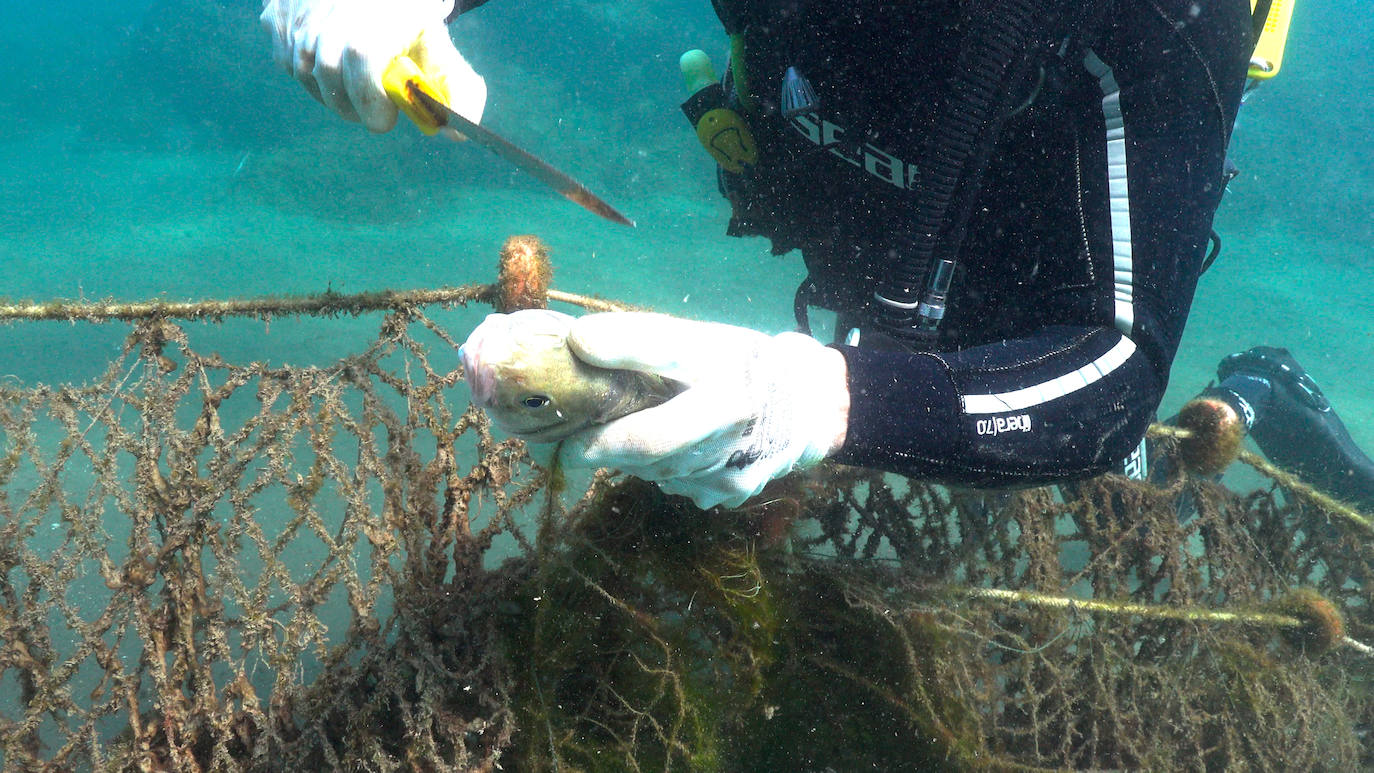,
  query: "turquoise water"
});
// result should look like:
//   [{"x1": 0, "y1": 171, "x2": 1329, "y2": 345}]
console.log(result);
[
  {"x1": 0, "y1": 0, "x2": 801, "y2": 392},
  {"x1": 0, "y1": 3, "x2": 803, "y2": 752},
  {"x1": 1, "y1": 0, "x2": 1369, "y2": 446},
  {"x1": 0, "y1": 0, "x2": 1369, "y2": 435},
  {"x1": 0, "y1": 0, "x2": 1371, "y2": 764}
]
